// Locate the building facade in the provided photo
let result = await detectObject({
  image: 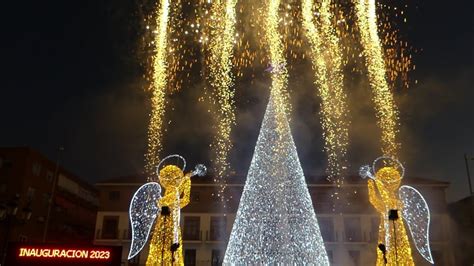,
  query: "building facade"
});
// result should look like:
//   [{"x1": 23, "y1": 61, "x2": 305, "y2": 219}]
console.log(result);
[
  {"x1": 94, "y1": 175, "x2": 455, "y2": 266},
  {"x1": 448, "y1": 195, "x2": 474, "y2": 265},
  {"x1": 0, "y1": 147, "x2": 98, "y2": 245}
]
